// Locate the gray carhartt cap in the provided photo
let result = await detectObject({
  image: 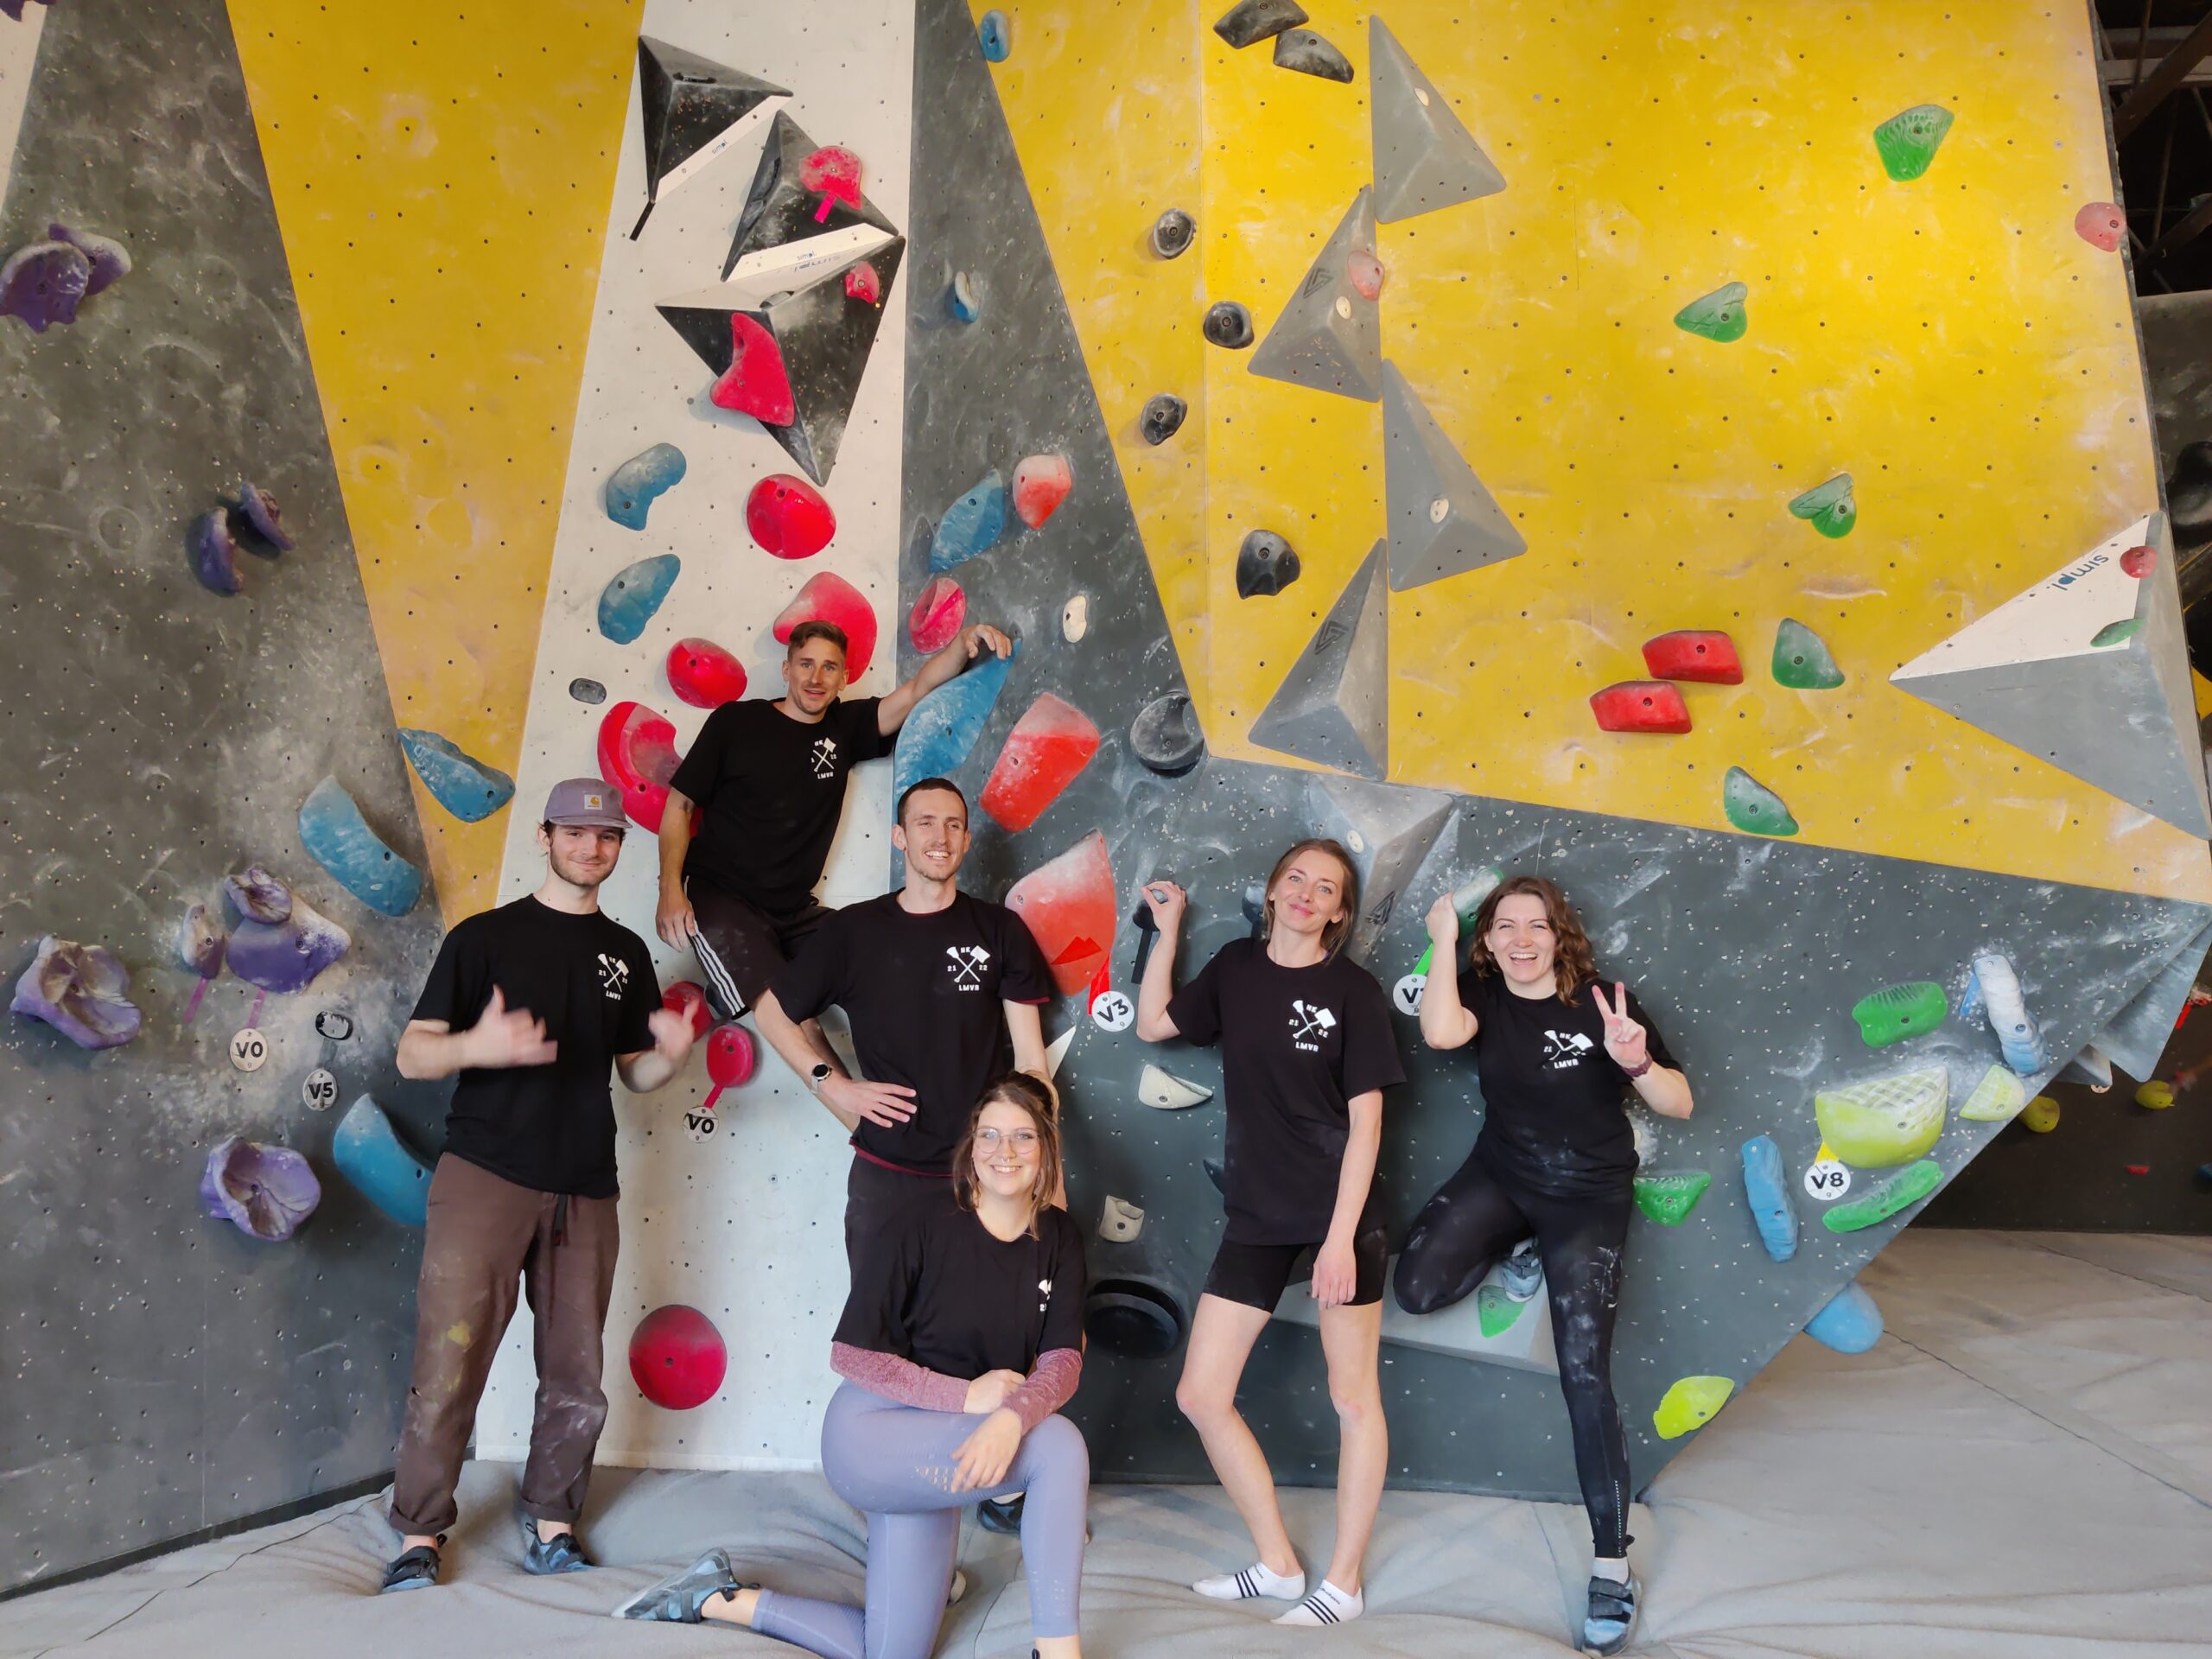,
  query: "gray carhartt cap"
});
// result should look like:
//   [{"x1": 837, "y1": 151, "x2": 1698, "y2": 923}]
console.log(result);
[{"x1": 543, "y1": 777, "x2": 629, "y2": 829}]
